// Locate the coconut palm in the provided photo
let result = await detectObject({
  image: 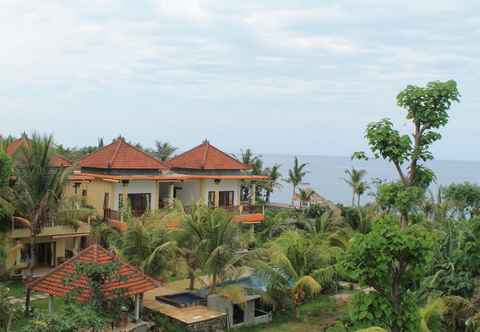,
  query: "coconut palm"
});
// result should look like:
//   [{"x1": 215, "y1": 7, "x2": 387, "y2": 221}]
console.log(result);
[
  {"x1": 298, "y1": 188, "x2": 315, "y2": 208},
  {"x1": 171, "y1": 203, "x2": 209, "y2": 290},
  {"x1": 254, "y1": 231, "x2": 321, "y2": 318},
  {"x1": 154, "y1": 141, "x2": 177, "y2": 161},
  {"x1": 201, "y1": 208, "x2": 243, "y2": 293},
  {"x1": 286, "y1": 157, "x2": 308, "y2": 206},
  {"x1": 263, "y1": 164, "x2": 282, "y2": 203},
  {"x1": 12, "y1": 134, "x2": 71, "y2": 275},
  {"x1": 344, "y1": 168, "x2": 368, "y2": 207}
]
